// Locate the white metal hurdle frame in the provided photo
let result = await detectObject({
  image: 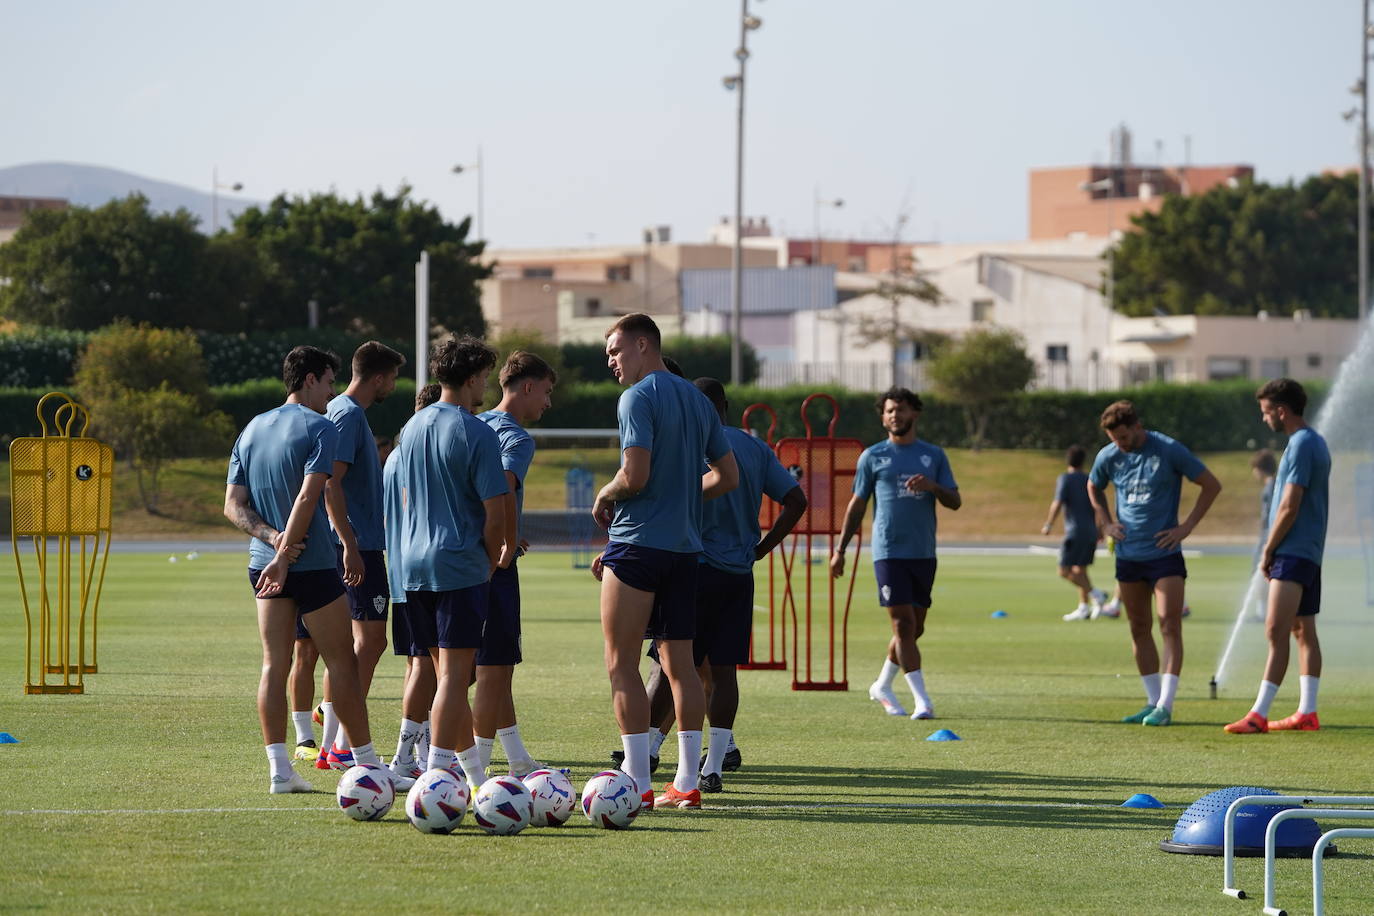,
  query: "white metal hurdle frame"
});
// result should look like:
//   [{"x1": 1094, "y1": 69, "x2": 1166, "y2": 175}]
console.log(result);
[
  {"x1": 1311, "y1": 828, "x2": 1374, "y2": 916},
  {"x1": 1219, "y1": 794, "x2": 1374, "y2": 915}
]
